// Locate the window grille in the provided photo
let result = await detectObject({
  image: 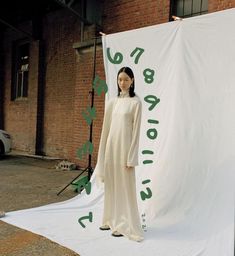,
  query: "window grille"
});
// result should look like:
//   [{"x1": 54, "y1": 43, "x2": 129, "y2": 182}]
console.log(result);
[{"x1": 170, "y1": 0, "x2": 208, "y2": 19}]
